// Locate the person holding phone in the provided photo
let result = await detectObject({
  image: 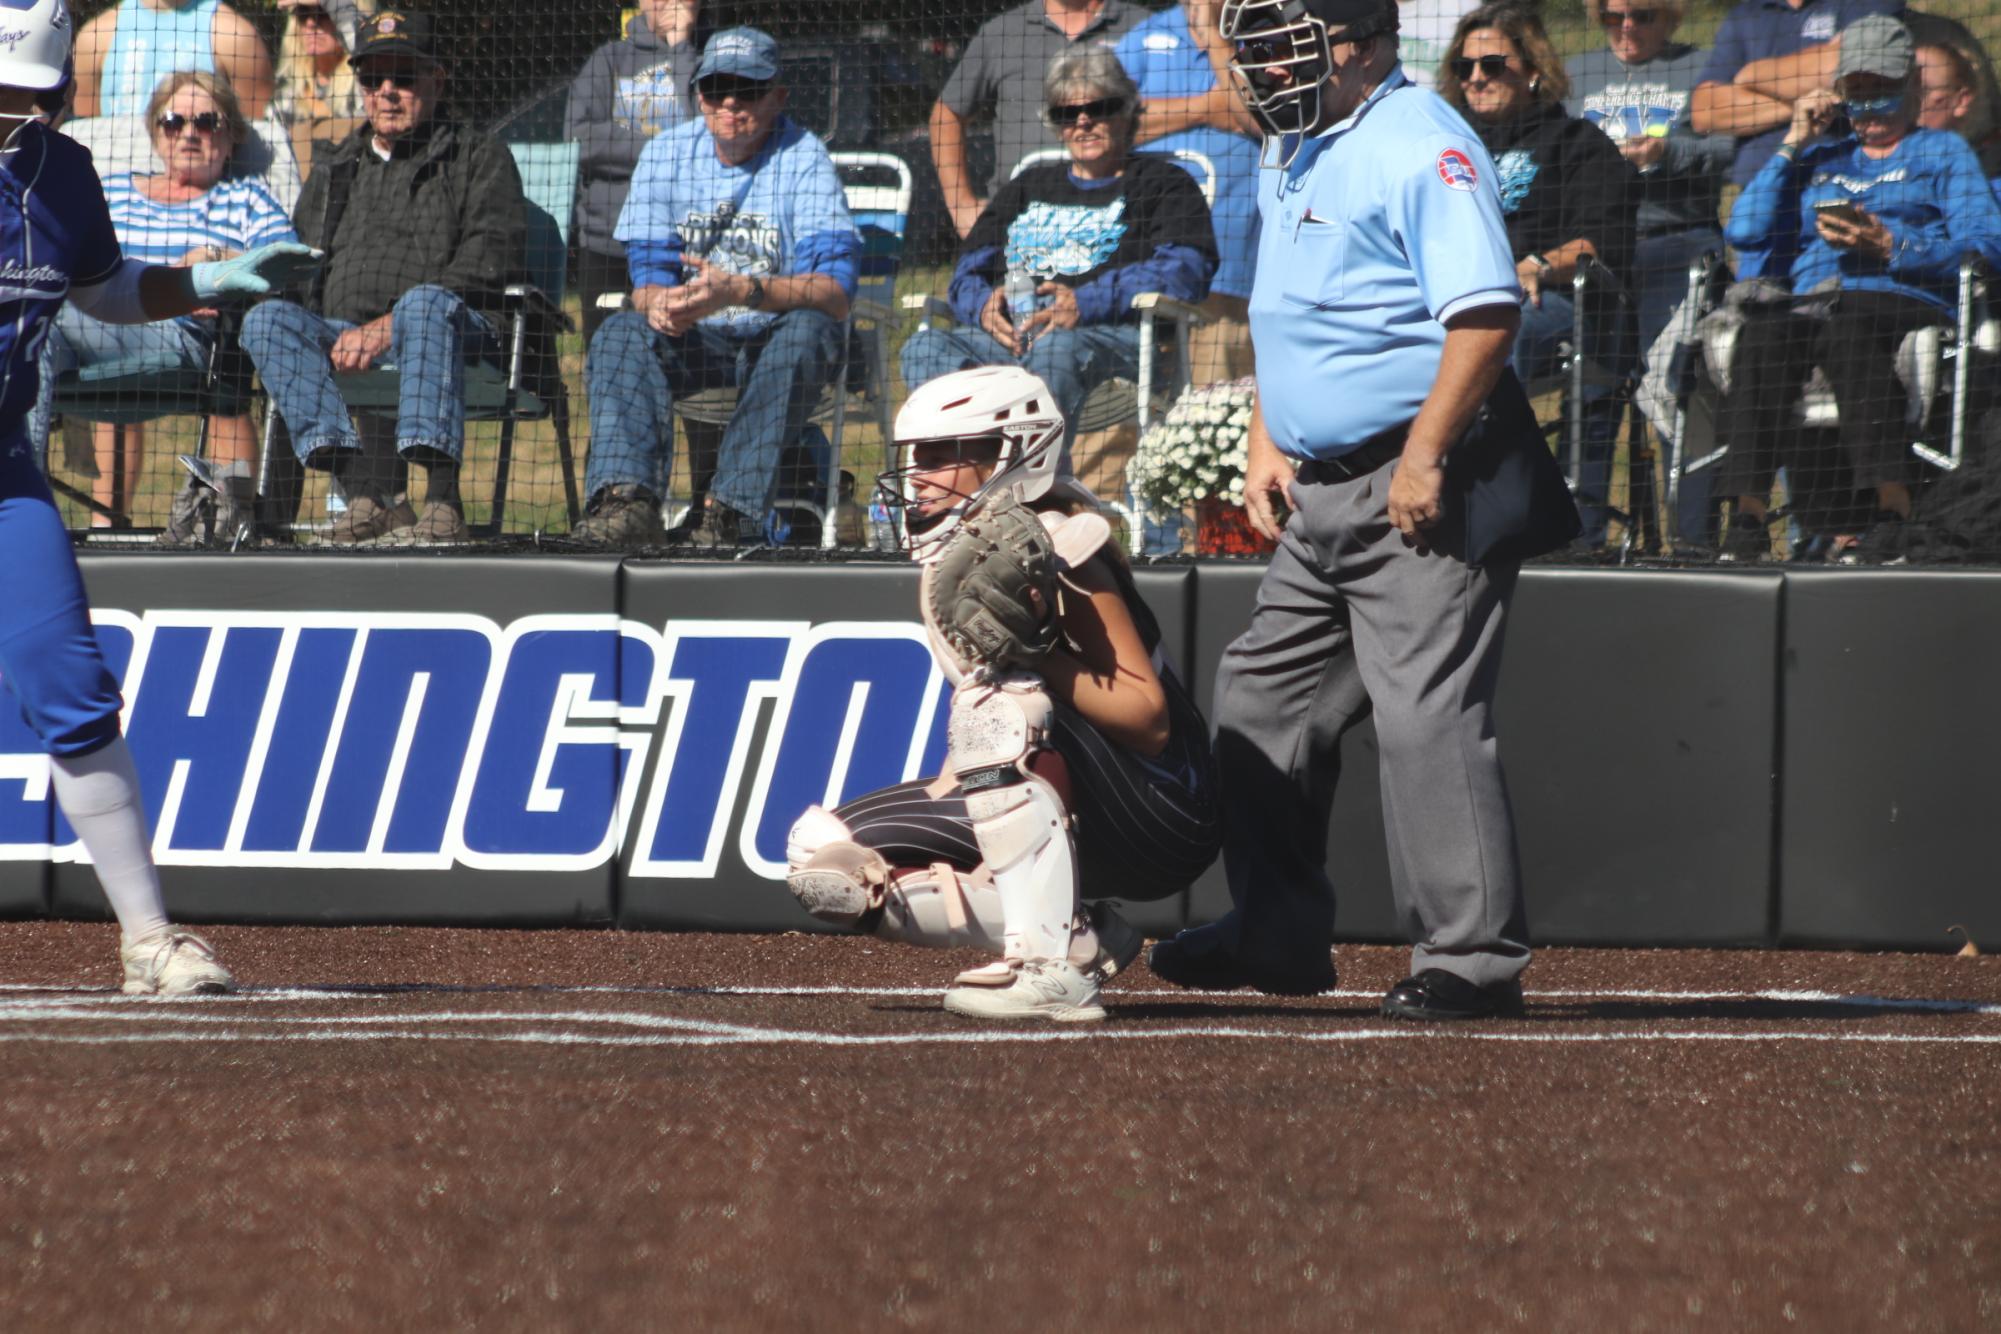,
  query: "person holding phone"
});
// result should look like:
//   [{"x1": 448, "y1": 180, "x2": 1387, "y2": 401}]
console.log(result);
[{"x1": 1714, "y1": 15, "x2": 2001, "y2": 563}]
